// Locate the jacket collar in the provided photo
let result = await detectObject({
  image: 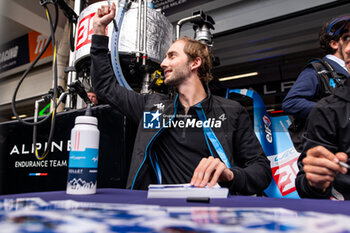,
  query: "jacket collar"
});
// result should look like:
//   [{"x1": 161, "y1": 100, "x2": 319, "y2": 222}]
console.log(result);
[
  {"x1": 174, "y1": 83, "x2": 213, "y2": 113},
  {"x1": 191, "y1": 83, "x2": 212, "y2": 112},
  {"x1": 200, "y1": 83, "x2": 213, "y2": 112}
]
